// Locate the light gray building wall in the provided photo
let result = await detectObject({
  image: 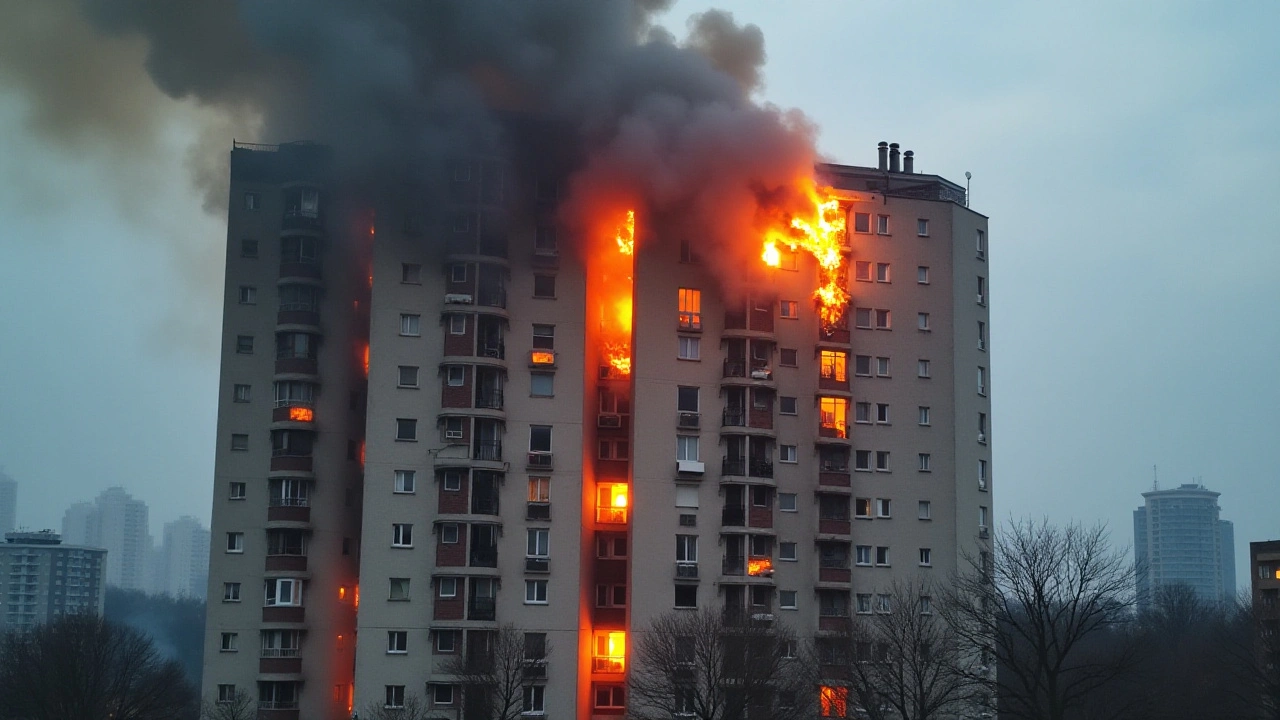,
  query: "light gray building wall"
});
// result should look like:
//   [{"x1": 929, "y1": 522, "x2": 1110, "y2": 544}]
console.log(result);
[
  {"x1": 0, "y1": 530, "x2": 107, "y2": 632},
  {"x1": 161, "y1": 516, "x2": 210, "y2": 599},
  {"x1": 0, "y1": 471, "x2": 15, "y2": 536}
]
